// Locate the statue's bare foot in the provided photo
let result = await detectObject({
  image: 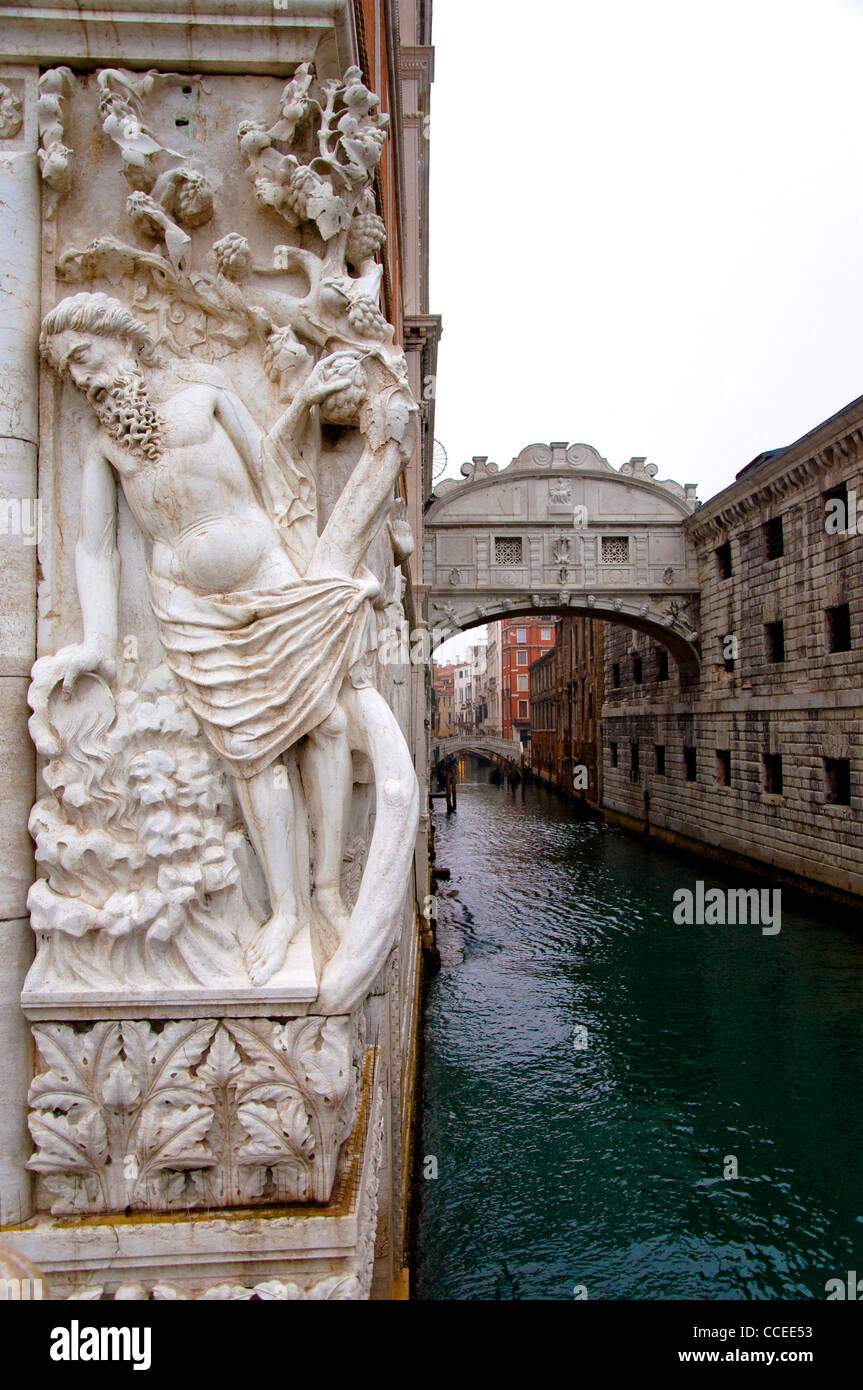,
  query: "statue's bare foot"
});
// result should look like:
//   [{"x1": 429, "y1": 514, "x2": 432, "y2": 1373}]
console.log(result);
[
  {"x1": 313, "y1": 885, "x2": 351, "y2": 943},
  {"x1": 245, "y1": 910, "x2": 301, "y2": 985}
]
